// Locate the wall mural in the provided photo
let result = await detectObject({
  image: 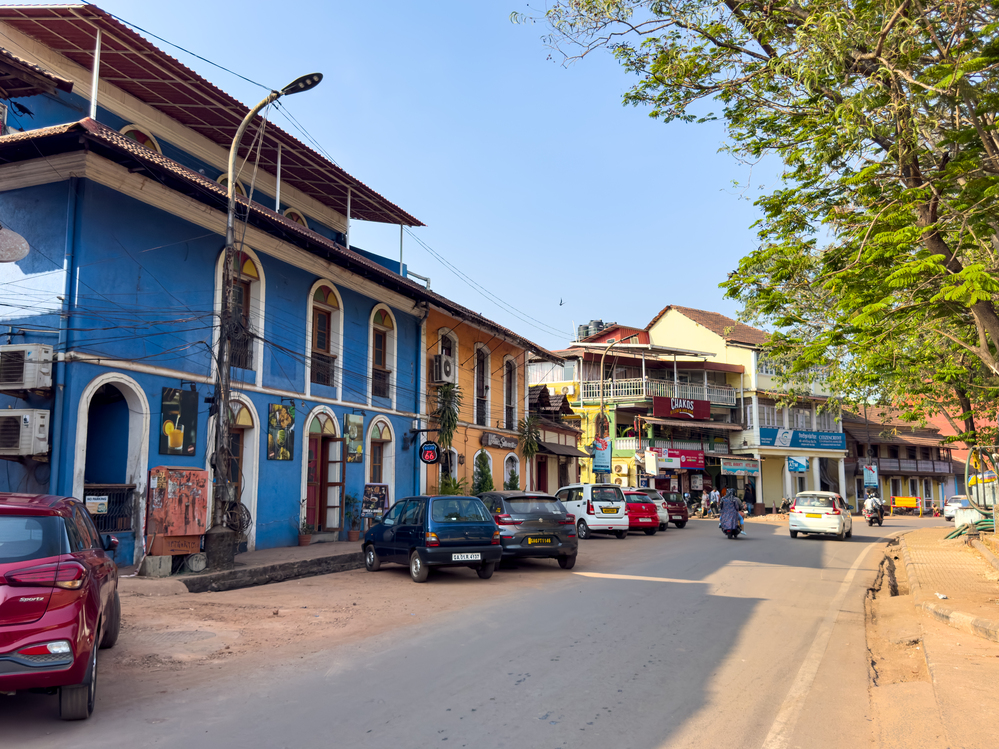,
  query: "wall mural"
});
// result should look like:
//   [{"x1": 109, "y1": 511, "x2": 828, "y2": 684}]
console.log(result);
[{"x1": 159, "y1": 387, "x2": 197, "y2": 456}]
